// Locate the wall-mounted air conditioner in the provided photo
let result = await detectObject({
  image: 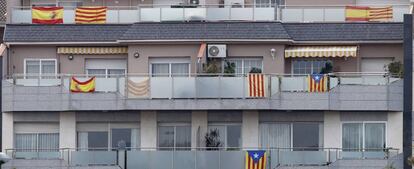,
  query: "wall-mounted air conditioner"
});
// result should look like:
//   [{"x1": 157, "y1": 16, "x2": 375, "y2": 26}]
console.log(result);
[{"x1": 207, "y1": 44, "x2": 227, "y2": 58}]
